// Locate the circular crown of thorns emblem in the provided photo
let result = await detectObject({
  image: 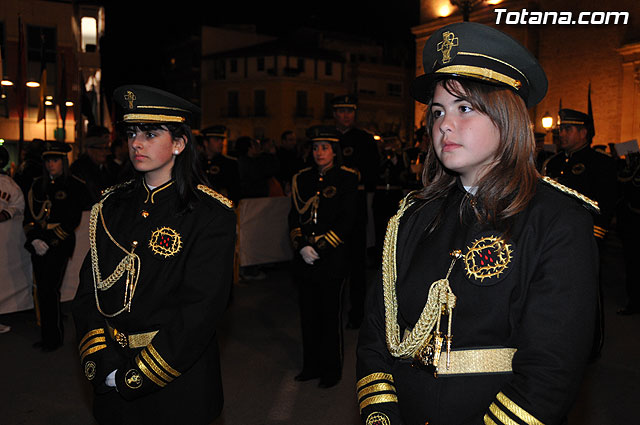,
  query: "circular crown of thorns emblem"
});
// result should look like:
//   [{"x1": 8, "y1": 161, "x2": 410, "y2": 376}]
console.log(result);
[
  {"x1": 149, "y1": 226, "x2": 183, "y2": 258},
  {"x1": 464, "y1": 236, "x2": 513, "y2": 282},
  {"x1": 366, "y1": 412, "x2": 391, "y2": 425}
]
